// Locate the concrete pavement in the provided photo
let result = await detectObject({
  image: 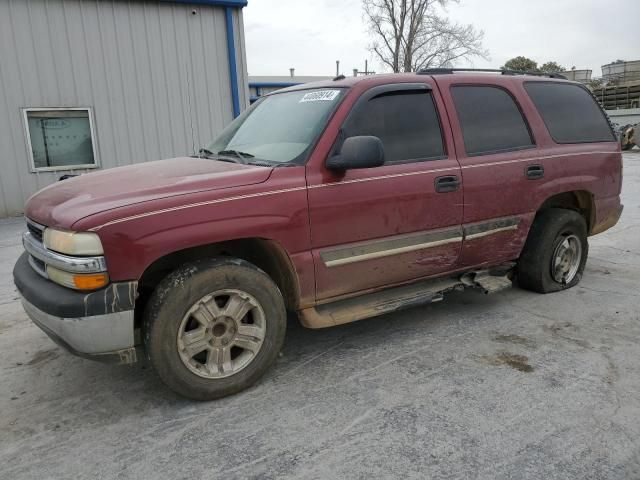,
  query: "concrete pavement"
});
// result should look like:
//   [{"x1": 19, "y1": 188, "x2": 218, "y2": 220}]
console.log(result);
[{"x1": 1, "y1": 153, "x2": 639, "y2": 479}]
